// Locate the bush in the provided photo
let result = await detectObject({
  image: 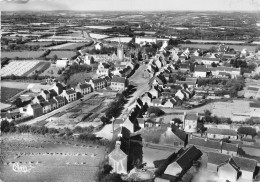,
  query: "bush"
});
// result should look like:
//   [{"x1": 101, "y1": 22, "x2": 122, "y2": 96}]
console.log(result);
[
  {"x1": 238, "y1": 127, "x2": 257, "y2": 139},
  {"x1": 1, "y1": 120, "x2": 10, "y2": 132},
  {"x1": 147, "y1": 107, "x2": 165, "y2": 117}
]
